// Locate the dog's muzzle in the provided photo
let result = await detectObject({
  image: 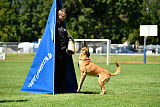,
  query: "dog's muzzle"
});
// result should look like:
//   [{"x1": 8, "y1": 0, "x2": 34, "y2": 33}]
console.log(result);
[{"x1": 87, "y1": 50, "x2": 90, "y2": 57}]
